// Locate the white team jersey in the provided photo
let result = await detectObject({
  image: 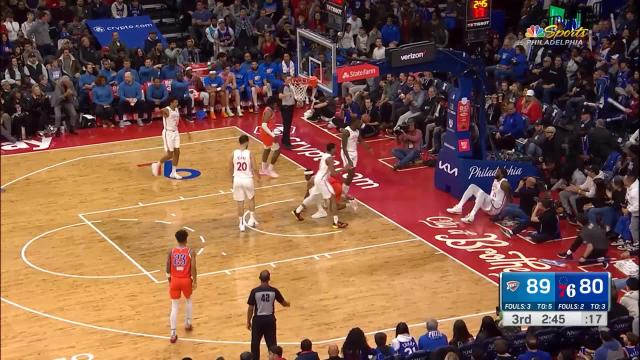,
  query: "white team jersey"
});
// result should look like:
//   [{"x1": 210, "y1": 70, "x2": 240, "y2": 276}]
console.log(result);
[
  {"x1": 163, "y1": 106, "x2": 180, "y2": 132},
  {"x1": 343, "y1": 126, "x2": 359, "y2": 154},
  {"x1": 233, "y1": 149, "x2": 252, "y2": 178},
  {"x1": 316, "y1": 153, "x2": 332, "y2": 181},
  {"x1": 490, "y1": 178, "x2": 508, "y2": 210}
]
